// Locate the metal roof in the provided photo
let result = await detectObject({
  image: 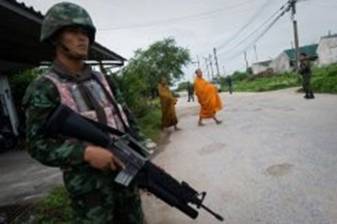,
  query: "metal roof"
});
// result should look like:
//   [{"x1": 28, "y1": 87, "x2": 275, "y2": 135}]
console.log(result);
[
  {"x1": 284, "y1": 44, "x2": 318, "y2": 61},
  {"x1": 320, "y1": 33, "x2": 337, "y2": 40},
  {"x1": 252, "y1": 60, "x2": 272, "y2": 67},
  {"x1": 0, "y1": 0, "x2": 126, "y2": 74}
]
